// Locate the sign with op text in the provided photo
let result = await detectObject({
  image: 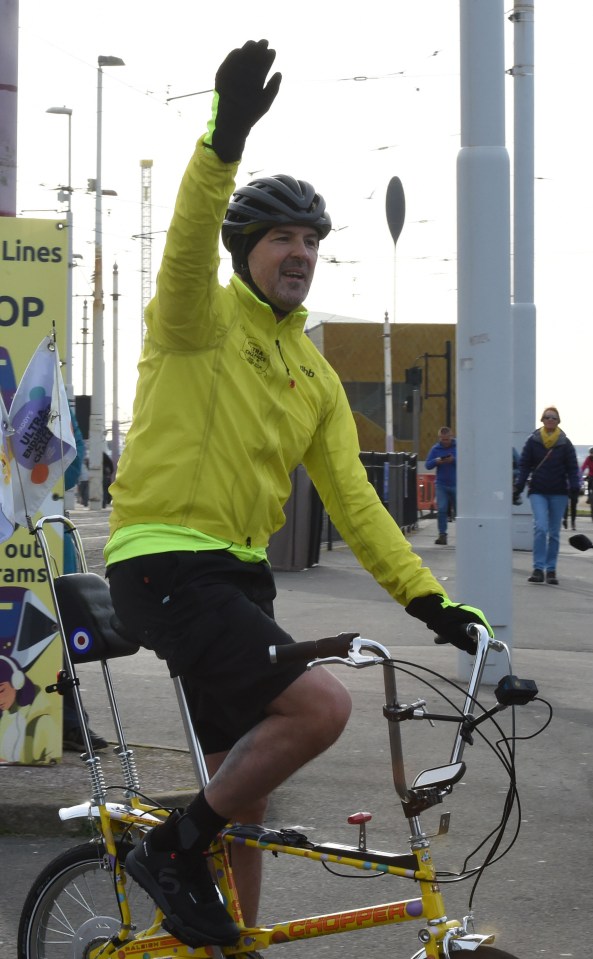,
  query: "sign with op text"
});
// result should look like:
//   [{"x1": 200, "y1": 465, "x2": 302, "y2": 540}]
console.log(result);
[{"x1": 0, "y1": 217, "x2": 69, "y2": 764}]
